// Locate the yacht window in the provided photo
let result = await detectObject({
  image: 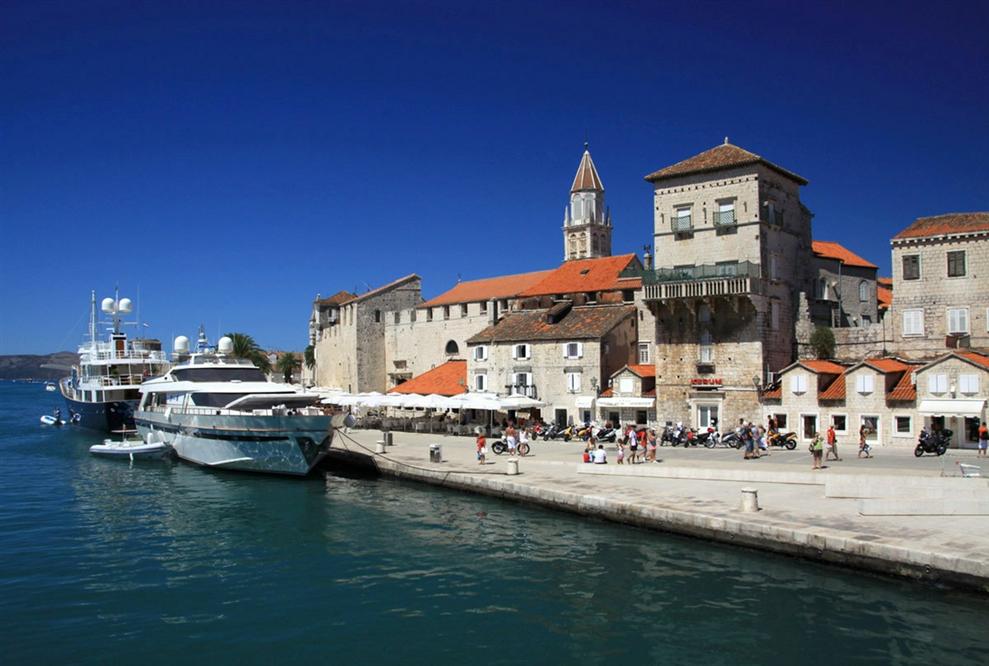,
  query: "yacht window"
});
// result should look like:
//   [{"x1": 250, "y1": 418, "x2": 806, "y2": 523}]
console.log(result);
[
  {"x1": 172, "y1": 367, "x2": 266, "y2": 382},
  {"x1": 191, "y1": 393, "x2": 248, "y2": 408}
]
